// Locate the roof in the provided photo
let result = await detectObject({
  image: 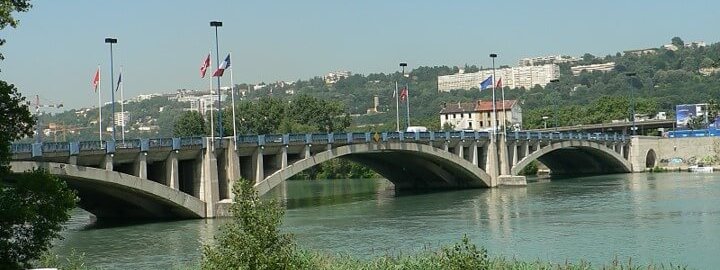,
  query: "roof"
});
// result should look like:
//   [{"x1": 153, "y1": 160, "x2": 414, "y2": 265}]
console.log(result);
[
  {"x1": 475, "y1": 100, "x2": 517, "y2": 112},
  {"x1": 439, "y1": 102, "x2": 476, "y2": 114}
]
